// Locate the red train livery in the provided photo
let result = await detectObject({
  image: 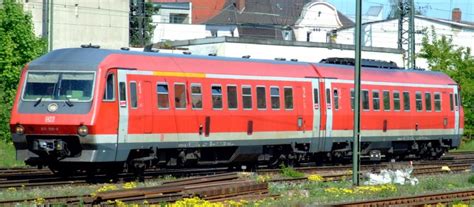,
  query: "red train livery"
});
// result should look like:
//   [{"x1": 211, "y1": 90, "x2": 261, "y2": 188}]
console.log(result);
[{"x1": 10, "y1": 48, "x2": 464, "y2": 173}]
